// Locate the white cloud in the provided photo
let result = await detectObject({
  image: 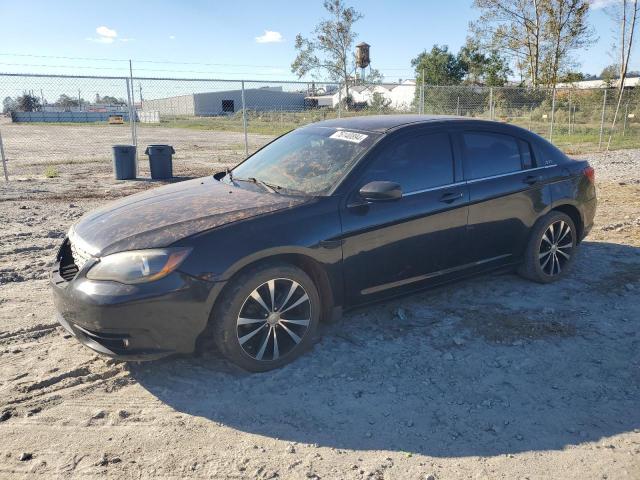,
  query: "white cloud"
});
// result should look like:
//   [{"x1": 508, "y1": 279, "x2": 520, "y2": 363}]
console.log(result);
[
  {"x1": 169, "y1": 35, "x2": 176, "y2": 40},
  {"x1": 255, "y1": 30, "x2": 283, "y2": 44},
  {"x1": 96, "y1": 26, "x2": 117, "y2": 39},
  {"x1": 87, "y1": 25, "x2": 122, "y2": 44},
  {"x1": 590, "y1": 0, "x2": 616, "y2": 9},
  {"x1": 86, "y1": 26, "x2": 134, "y2": 44}
]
